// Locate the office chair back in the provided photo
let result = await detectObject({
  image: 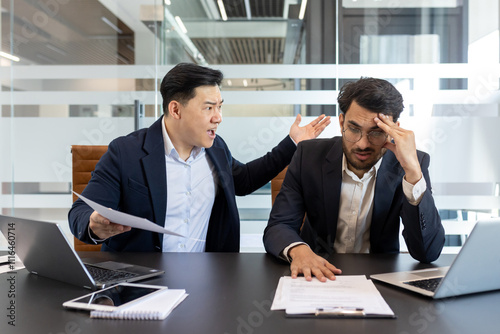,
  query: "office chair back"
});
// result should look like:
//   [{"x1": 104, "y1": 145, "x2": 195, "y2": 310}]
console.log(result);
[
  {"x1": 271, "y1": 167, "x2": 288, "y2": 205},
  {"x1": 271, "y1": 166, "x2": 306, "y2": 230},
  {"x1": 71, "y1": 145, "x2": 108, "y2": 252}
]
